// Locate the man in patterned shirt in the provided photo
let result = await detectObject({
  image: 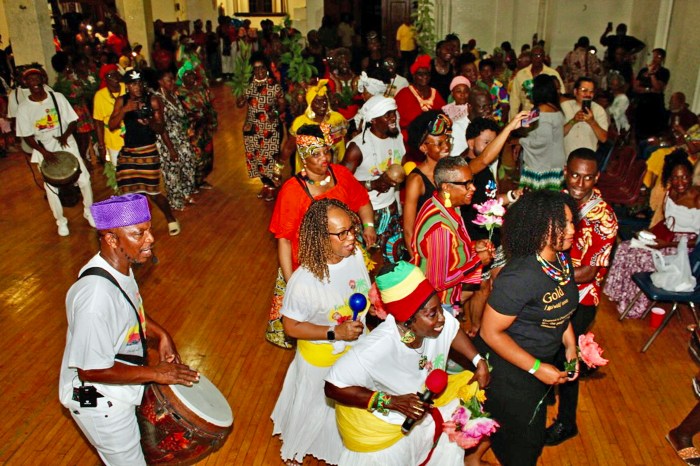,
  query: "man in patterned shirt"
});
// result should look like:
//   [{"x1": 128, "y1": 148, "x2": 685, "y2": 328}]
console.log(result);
[{"x1": 545, "y1": 147, "x2": 618, "y2": 446}]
